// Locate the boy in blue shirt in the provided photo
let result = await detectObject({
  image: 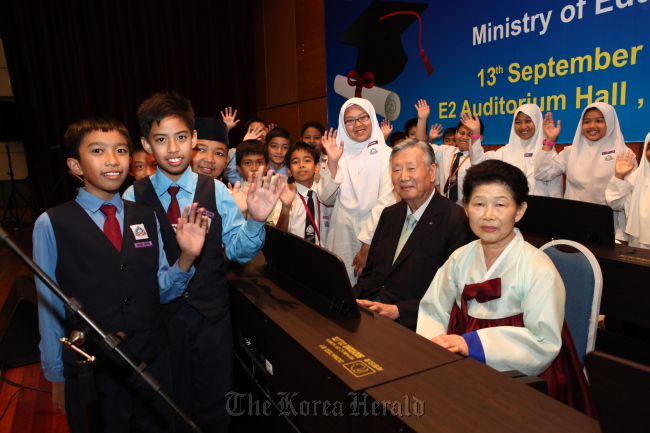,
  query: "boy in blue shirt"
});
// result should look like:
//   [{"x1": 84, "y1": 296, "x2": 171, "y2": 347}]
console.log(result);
[
  {"x1": 34, "y1": 117, "x2": 208, "y2": 432},
  {"x1": 123, "y1": 92, "x2": 284, "y2": 433}
]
